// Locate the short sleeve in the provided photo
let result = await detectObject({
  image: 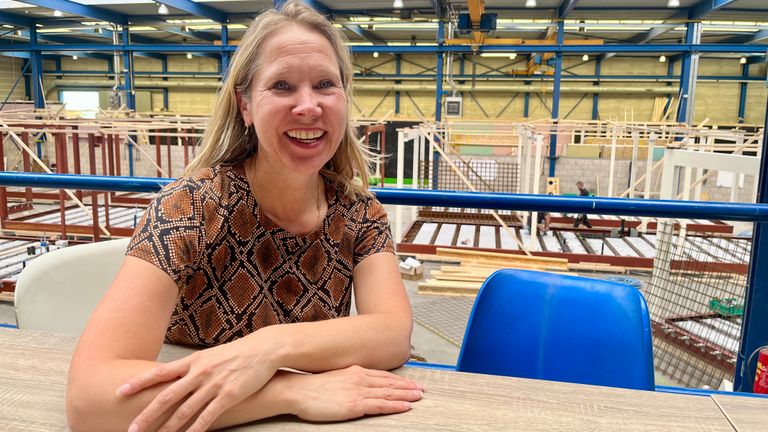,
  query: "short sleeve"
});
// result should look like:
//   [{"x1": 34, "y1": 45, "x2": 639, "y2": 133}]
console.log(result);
[
  {"x1": 126, "y1": 179, "x2": 204, "y2": 285},
  {"x1": 353, "y1": 197, "x2": 395, "y2": 266}
]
